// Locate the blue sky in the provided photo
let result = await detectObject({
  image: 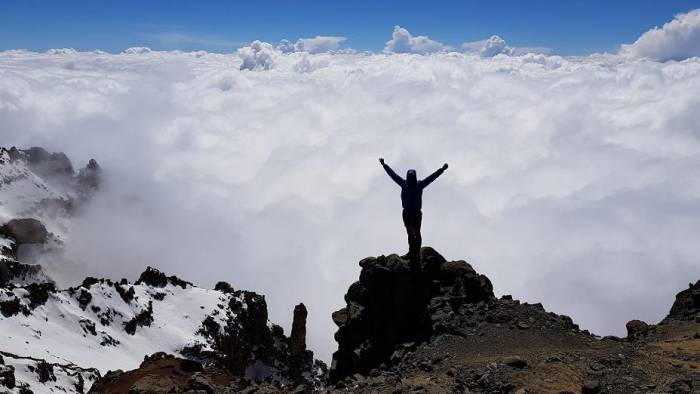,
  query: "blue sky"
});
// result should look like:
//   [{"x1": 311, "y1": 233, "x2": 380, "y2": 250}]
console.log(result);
[{"x1": 1, "y1": 0, "x2": 699, "y2": 55}]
